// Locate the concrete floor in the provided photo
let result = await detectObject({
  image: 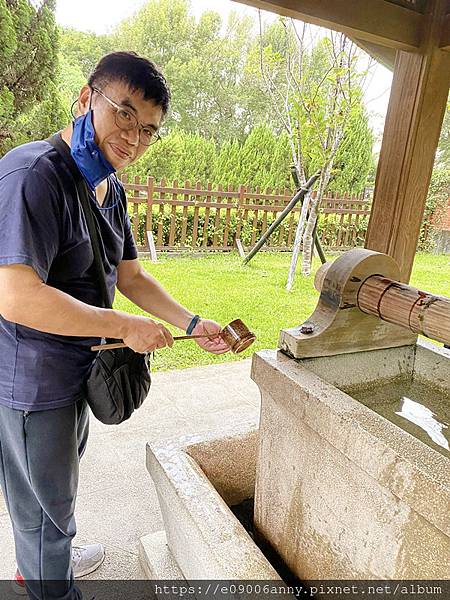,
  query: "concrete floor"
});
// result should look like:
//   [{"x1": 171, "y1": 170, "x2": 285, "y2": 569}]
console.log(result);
[{"x1": 0, "y1": 359, "x2": 261, "y2": 580}]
